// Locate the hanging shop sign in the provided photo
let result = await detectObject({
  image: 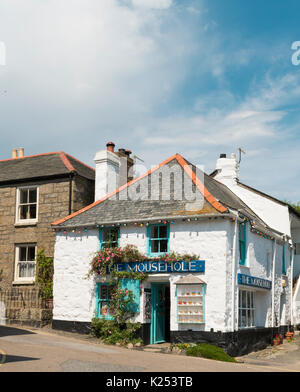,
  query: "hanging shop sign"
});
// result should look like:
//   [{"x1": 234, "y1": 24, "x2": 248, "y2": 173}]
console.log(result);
[
  {"x1": 237, "y1": 273, "x2": 272, "y2": 290},
  {"x1": 109, "y1": 260, "x2": 205, "y2": 274}
]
